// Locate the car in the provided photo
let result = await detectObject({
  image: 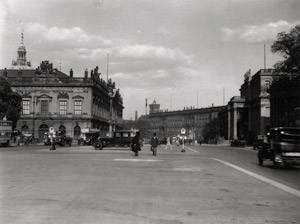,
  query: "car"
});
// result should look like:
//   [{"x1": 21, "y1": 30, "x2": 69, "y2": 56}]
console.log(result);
[
  {"x1": 231, "y1": 139, "x2": 246, "y2": 147},
  {"x1": 93, "y1": 130, "x2": 142, "y2": 150},
  {"x1": 78, "y1": 131, "x2": 100, "y2": 145},
  {"x1": 258, "y1": 127, "x2": 300, "y2": 168}
]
